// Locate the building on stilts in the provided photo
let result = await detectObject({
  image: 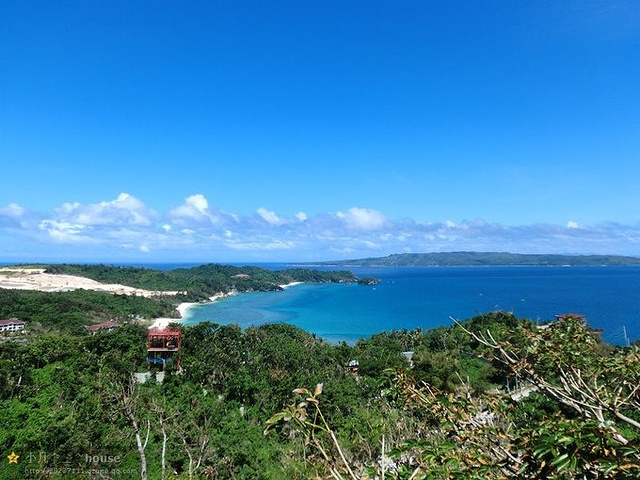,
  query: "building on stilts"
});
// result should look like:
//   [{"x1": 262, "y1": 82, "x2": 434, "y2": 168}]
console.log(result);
[{"x1": 147, "y1": 328, "x2": 181, "y2": 371}]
